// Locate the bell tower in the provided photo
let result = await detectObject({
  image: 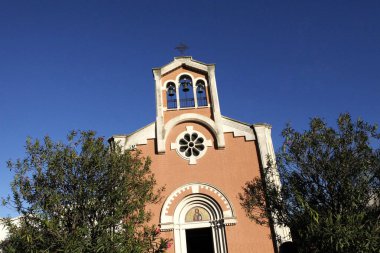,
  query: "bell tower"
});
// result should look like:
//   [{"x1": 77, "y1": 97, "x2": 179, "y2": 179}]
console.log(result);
[{"x1": 153, "y1": 56, "x2": 225, "y2": 154}]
